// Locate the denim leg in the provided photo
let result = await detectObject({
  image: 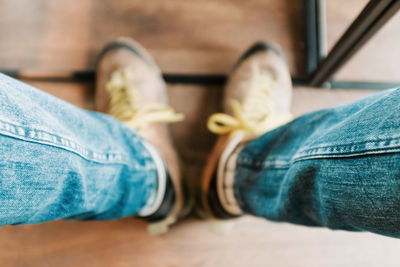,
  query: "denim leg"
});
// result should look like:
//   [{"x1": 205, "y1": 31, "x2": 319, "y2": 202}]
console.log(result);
[
  {"x1": 235, "y1": 88, "x2": 400, "y2": 238},
  {"x1": 0, "y1": 73, "x2": 157, "y2": 225}
]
